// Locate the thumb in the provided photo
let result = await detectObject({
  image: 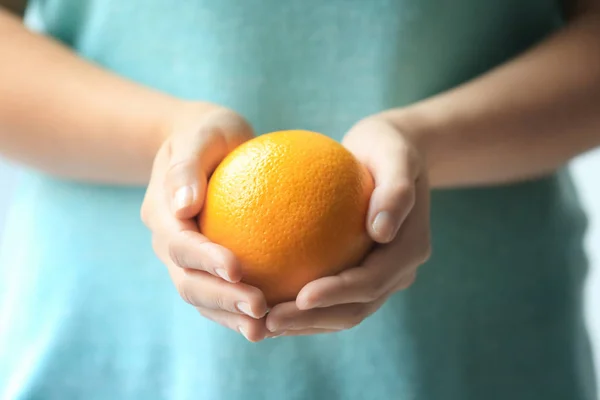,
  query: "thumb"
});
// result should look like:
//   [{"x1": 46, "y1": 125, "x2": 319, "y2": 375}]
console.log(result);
[
  {"x1": 166, "y1": 108, "x2": 254, "y2": 219},
  {"x1": 344, "y1": 119, "x2": 419, "y2": 244},
  {"x1": 368, "y1": 175, "x2": 415, "y2": 244}
]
